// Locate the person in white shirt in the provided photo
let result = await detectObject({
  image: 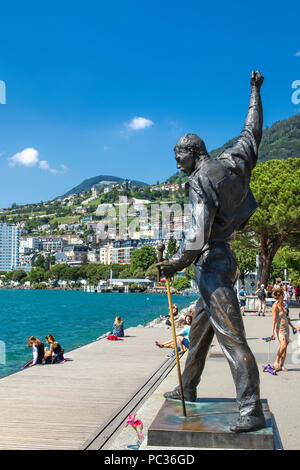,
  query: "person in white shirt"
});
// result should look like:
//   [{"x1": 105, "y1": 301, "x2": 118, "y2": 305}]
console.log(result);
[{"x1": 22, "y1": 336, "x2": 45, "y2": 368}]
